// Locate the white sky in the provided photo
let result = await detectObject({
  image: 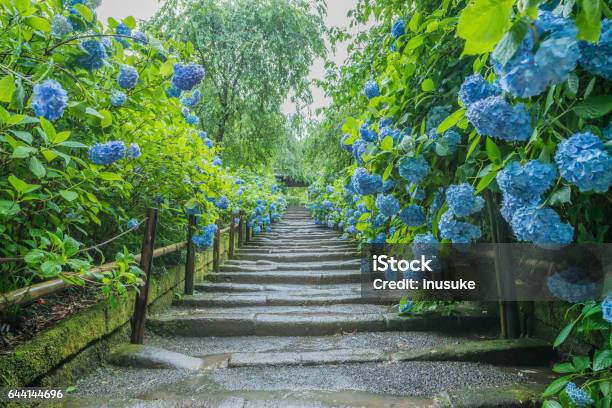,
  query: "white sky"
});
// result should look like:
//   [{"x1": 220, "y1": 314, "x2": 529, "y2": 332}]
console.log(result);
[{"x1": 97, "y1": 0, "x2": 368, "y2": 117}]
